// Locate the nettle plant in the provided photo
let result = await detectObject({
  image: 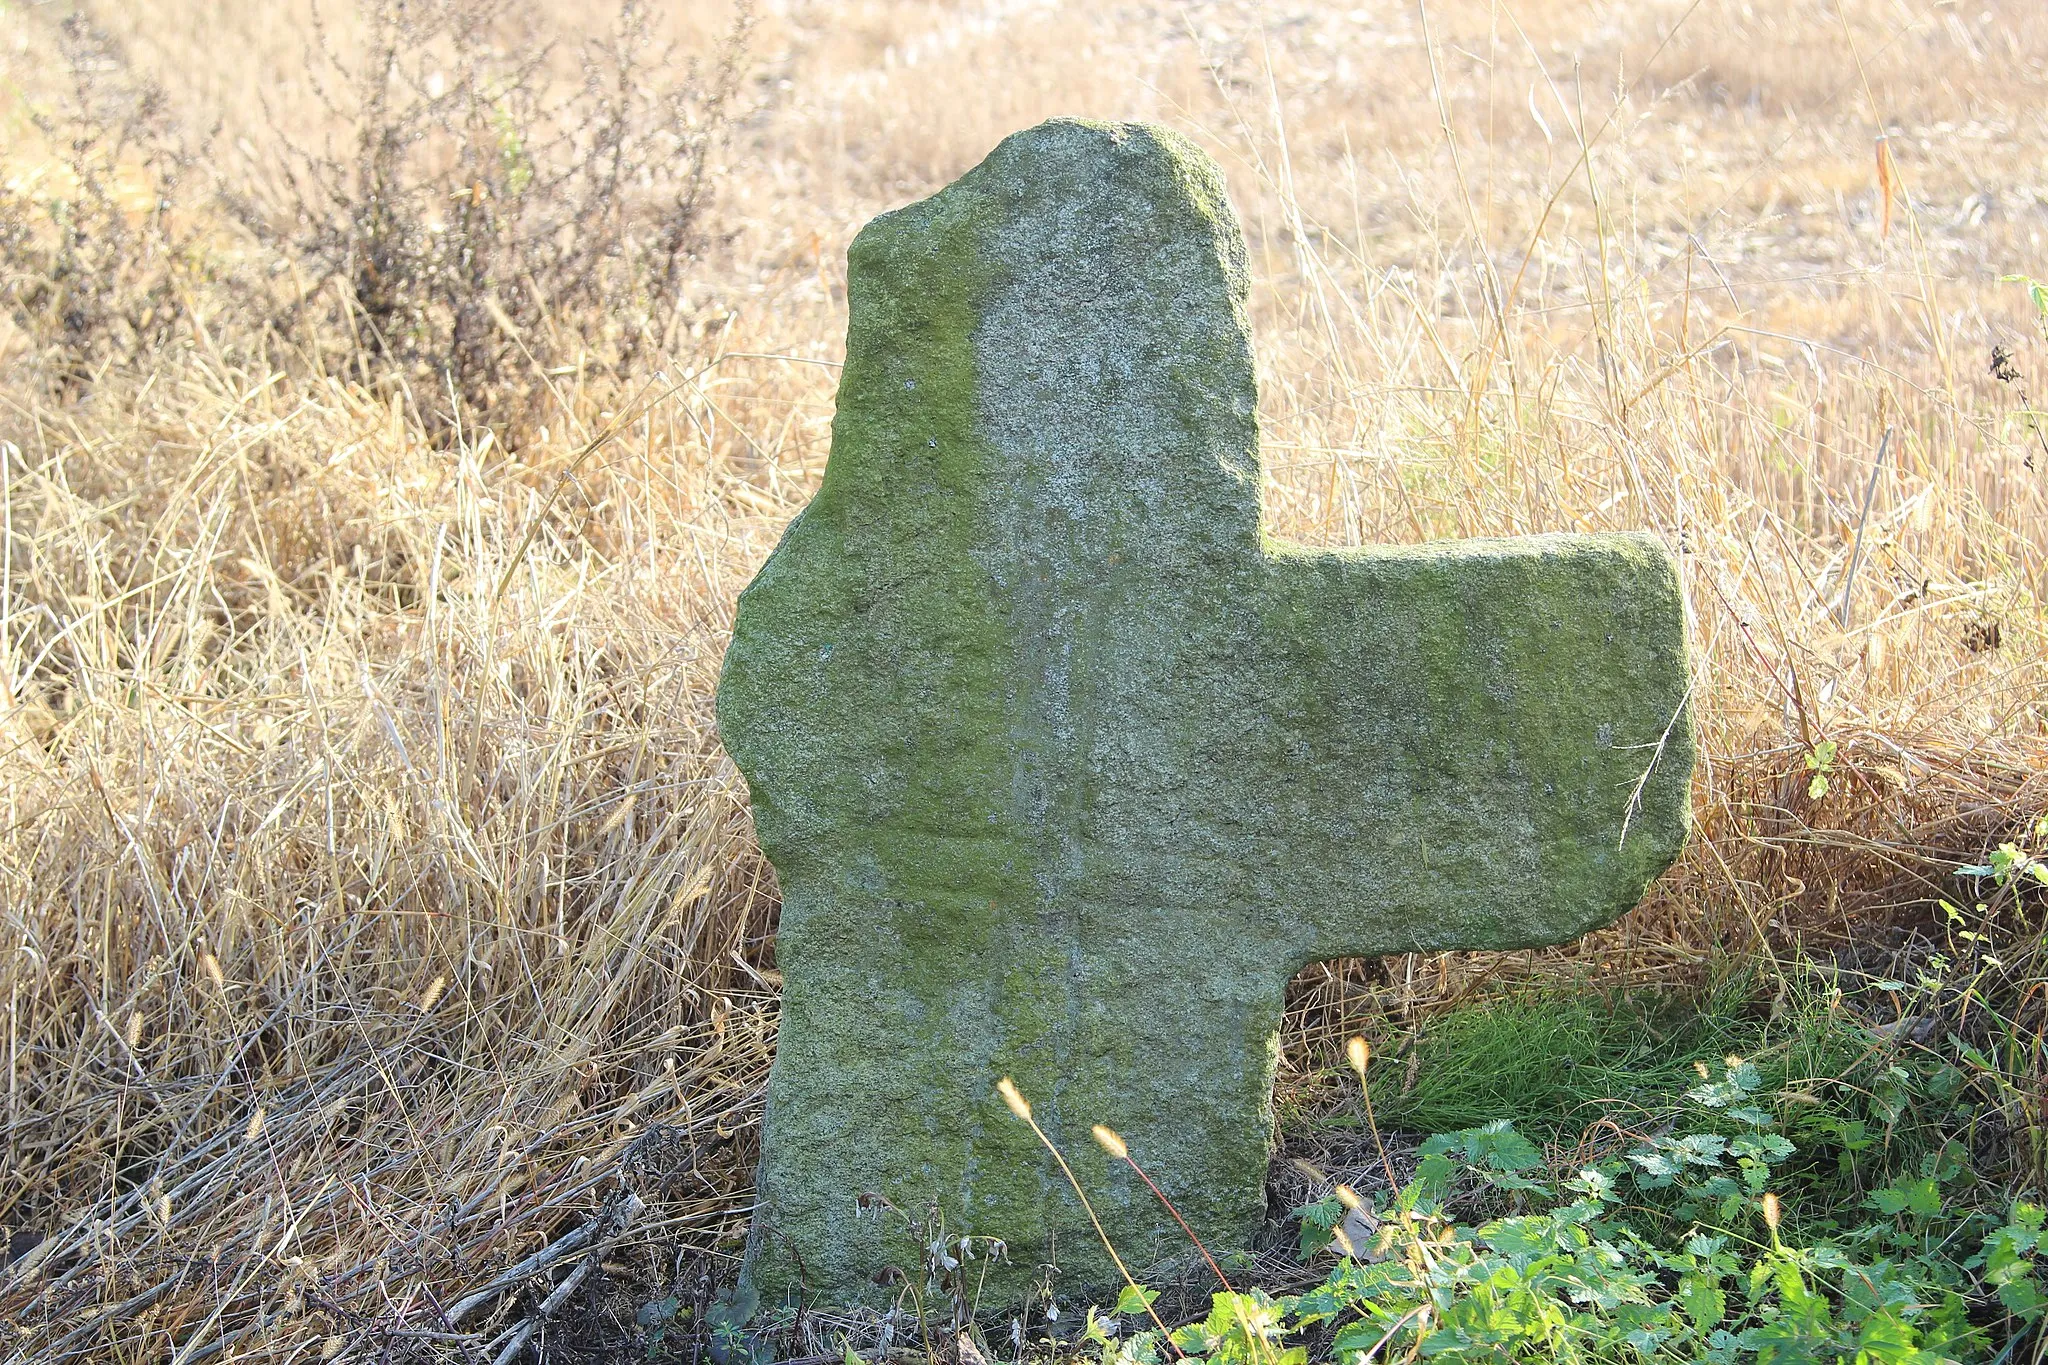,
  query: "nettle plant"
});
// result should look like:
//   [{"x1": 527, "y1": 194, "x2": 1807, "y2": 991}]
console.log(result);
[{"x1": 1043, "y1": 1046, "x2": 2045, "y2": 1365}]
